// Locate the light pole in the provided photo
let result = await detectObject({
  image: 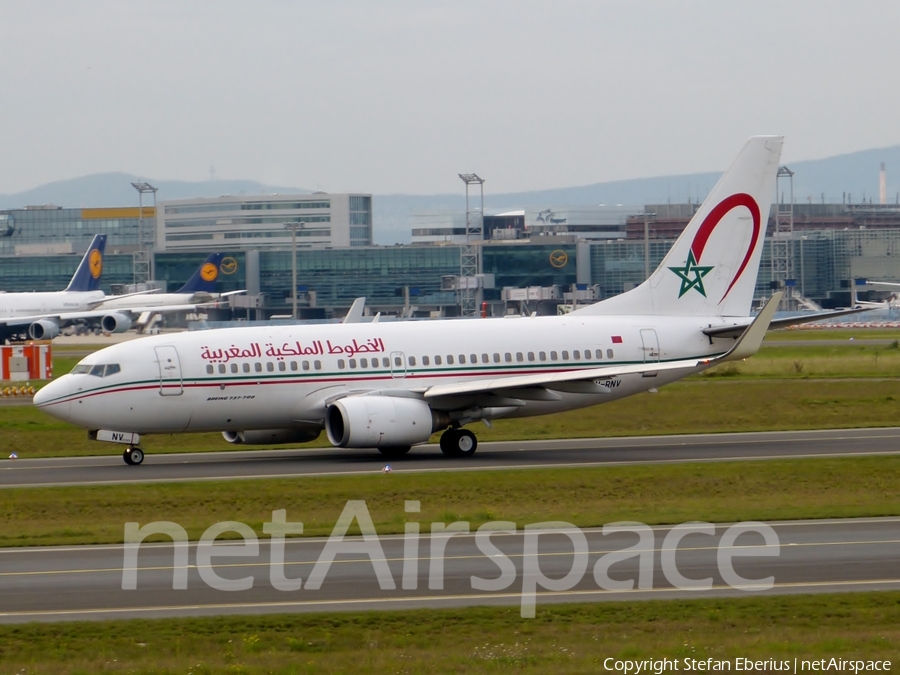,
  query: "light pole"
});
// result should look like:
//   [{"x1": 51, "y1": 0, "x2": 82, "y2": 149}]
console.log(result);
[{"x1": 284, "y1": 222, "x2": 301, "y2": 319}]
